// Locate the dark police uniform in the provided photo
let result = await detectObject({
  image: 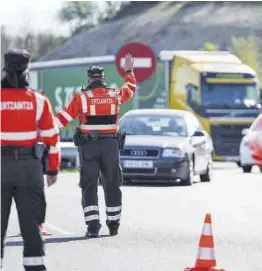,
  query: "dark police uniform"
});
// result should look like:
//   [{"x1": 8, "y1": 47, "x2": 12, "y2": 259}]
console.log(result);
[
  {"x1": 55, "y1": 63, "x2": 136, "y2": 237},
  {"x1": 1, "y1": 49, "x2": 61, "y2": 270}
]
